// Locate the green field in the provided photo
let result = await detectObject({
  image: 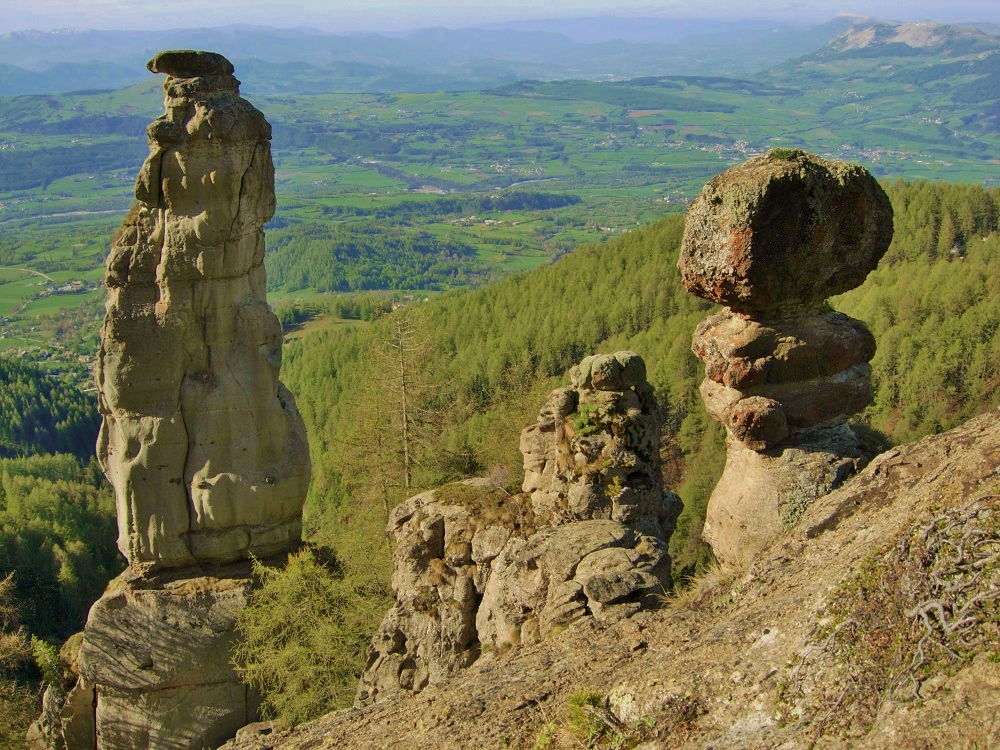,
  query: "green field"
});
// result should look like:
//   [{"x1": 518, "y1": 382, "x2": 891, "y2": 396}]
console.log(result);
[{"x1": 1, "y1": 32, "x2": 999, "y2": 369}]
